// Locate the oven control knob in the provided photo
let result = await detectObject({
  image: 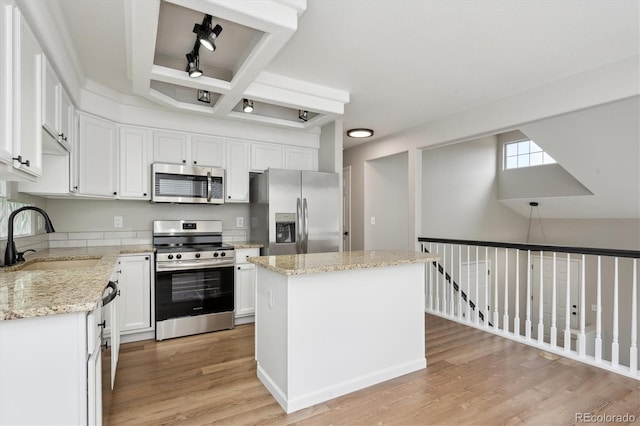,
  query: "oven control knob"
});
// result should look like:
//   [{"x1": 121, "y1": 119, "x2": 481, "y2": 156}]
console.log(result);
[
  {"x1": 213, "y1": 252, "x2": 219, "y2": 257},
  {"x1": 195, "y1": 253, "x2": 200, "y2": 258},
  {"x1": 176, "y1": 254, "x2": 182, "y2": 259},
  {"x1": 221, "y1": 252, "x2": 226, "y2": 257},
  {"x1": 167, "y1": 254, "x2": 174, "y2": 260}
]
